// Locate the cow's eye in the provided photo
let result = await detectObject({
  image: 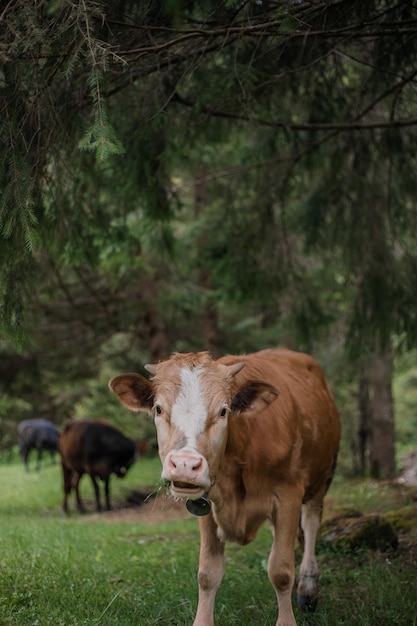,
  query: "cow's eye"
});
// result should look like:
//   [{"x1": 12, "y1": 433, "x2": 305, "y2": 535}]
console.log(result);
[
  {"x1": 219, "y1": 407, "x2": 228, "y2": 418},
  {"x1": 155, "y1": 405, "x2": 163, "y2": 416}
]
